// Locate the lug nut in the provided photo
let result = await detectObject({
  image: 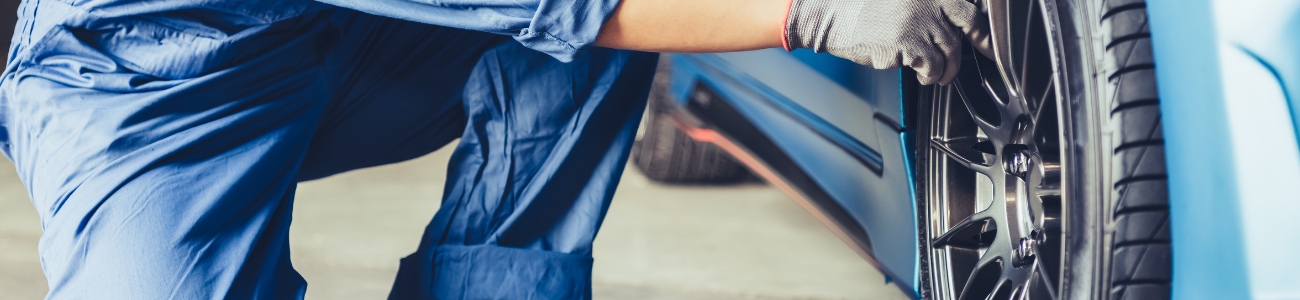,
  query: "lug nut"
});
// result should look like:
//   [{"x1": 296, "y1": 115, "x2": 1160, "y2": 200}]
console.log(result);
[
  {"x1": 1015, "y1": 230, "x2": 1040, "y2": 267},
  {"x1": 1005, "y1": 148, "x2": 1032, "y2": 178}
]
